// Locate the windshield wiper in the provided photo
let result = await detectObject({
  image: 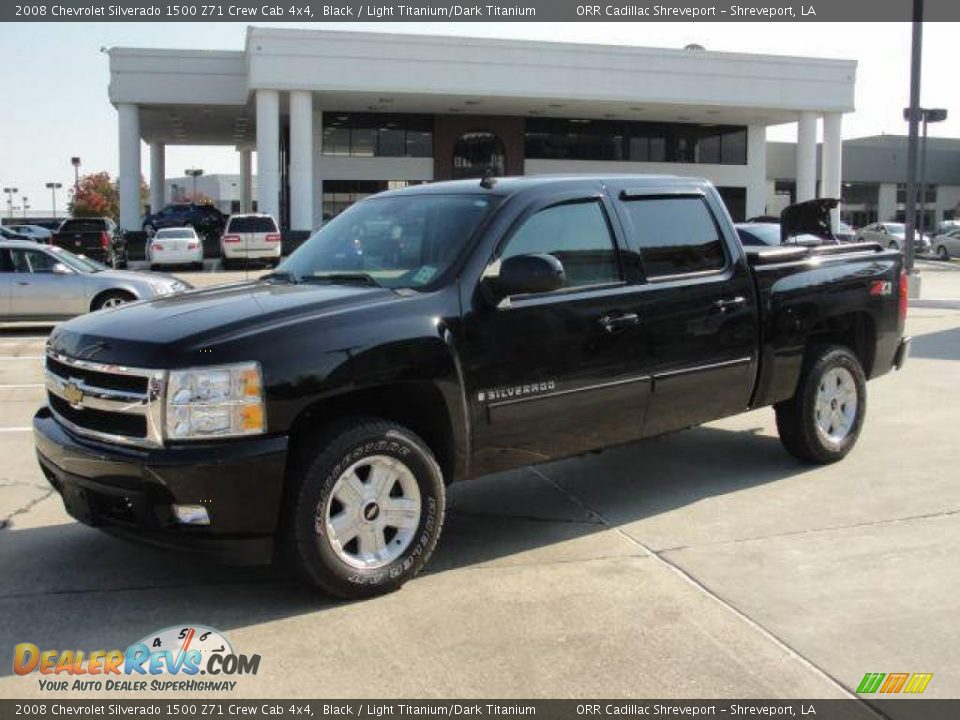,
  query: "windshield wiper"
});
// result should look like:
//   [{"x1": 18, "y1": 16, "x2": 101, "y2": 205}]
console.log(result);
[
  {"x1": 261, "y1": 270, "x2": 300, "y2": 283},
  {"x1": 304, "y1": 272, "x2": 382, "y2": 288}
]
